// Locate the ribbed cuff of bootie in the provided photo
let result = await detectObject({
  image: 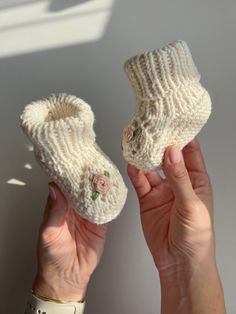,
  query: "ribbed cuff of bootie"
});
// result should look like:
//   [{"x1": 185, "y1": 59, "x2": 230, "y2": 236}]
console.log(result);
[
  {"x1": 124, "y1": 40, "x2": 201, "y2": 101},
  {"x1": 20, "y1": 93, "x2": 96, "y2": 158}
]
